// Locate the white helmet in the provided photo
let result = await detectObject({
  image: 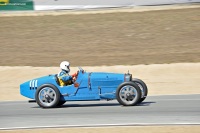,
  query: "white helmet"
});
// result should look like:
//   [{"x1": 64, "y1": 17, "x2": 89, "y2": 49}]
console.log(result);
[{"x1": 60, "y1": 61, "x2": 70, "y2": 73}]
